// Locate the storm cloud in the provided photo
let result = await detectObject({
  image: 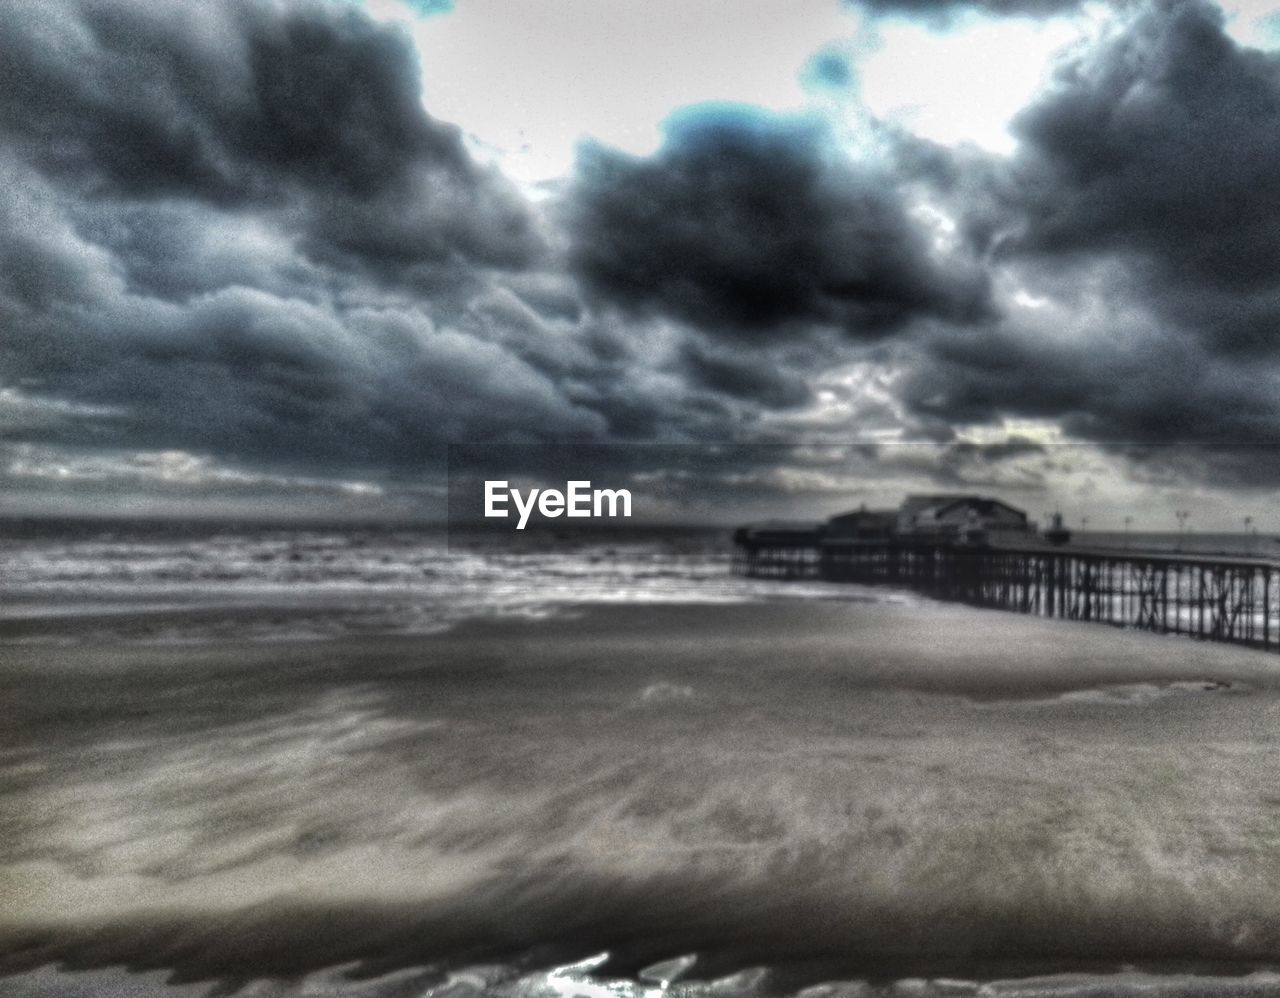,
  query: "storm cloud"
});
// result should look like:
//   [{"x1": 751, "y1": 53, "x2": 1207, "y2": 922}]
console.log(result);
[
  {"x1": 1006, "y1": 0, "x2": 1280, "y2": 352},
  {"x1": 567, "y1": 107, "x2": 992, "y2": 340},
  {"x1": 3, "y1": 0, "x2": 1280, "y2": 519},
  {"x1": 0, "y1": 0, "x2": 540, "y2": 275},
  {"x1": 890, "y1": 0, "x2": 1280, "y2": 485},
  {"x1": 0, "y1": 0, "x2": 596, "y2": 487}
]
